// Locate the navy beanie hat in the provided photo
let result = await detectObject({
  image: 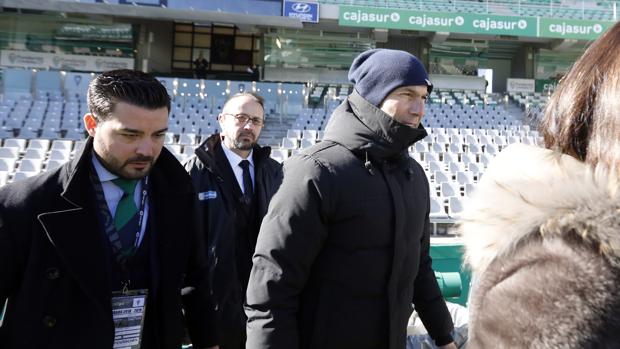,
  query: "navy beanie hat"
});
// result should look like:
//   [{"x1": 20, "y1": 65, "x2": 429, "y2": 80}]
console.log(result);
[{"x1": 348, "y1": 49, "x2": 432, "y2": 107}]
